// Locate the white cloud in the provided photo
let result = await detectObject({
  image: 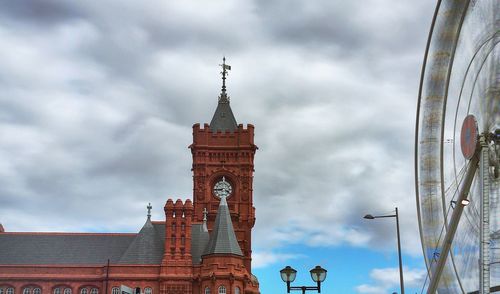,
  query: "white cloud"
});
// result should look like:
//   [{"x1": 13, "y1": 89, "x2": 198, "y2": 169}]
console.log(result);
[
  {"x1": 252, "y1": 251, "x2": 305, "y2": 269},
  {"x1": 356, "y1": 267, "x2": 427, "y2": 294},
  {"x1": 356, "y1": 284, "x2": 387, "y2": 294}
]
